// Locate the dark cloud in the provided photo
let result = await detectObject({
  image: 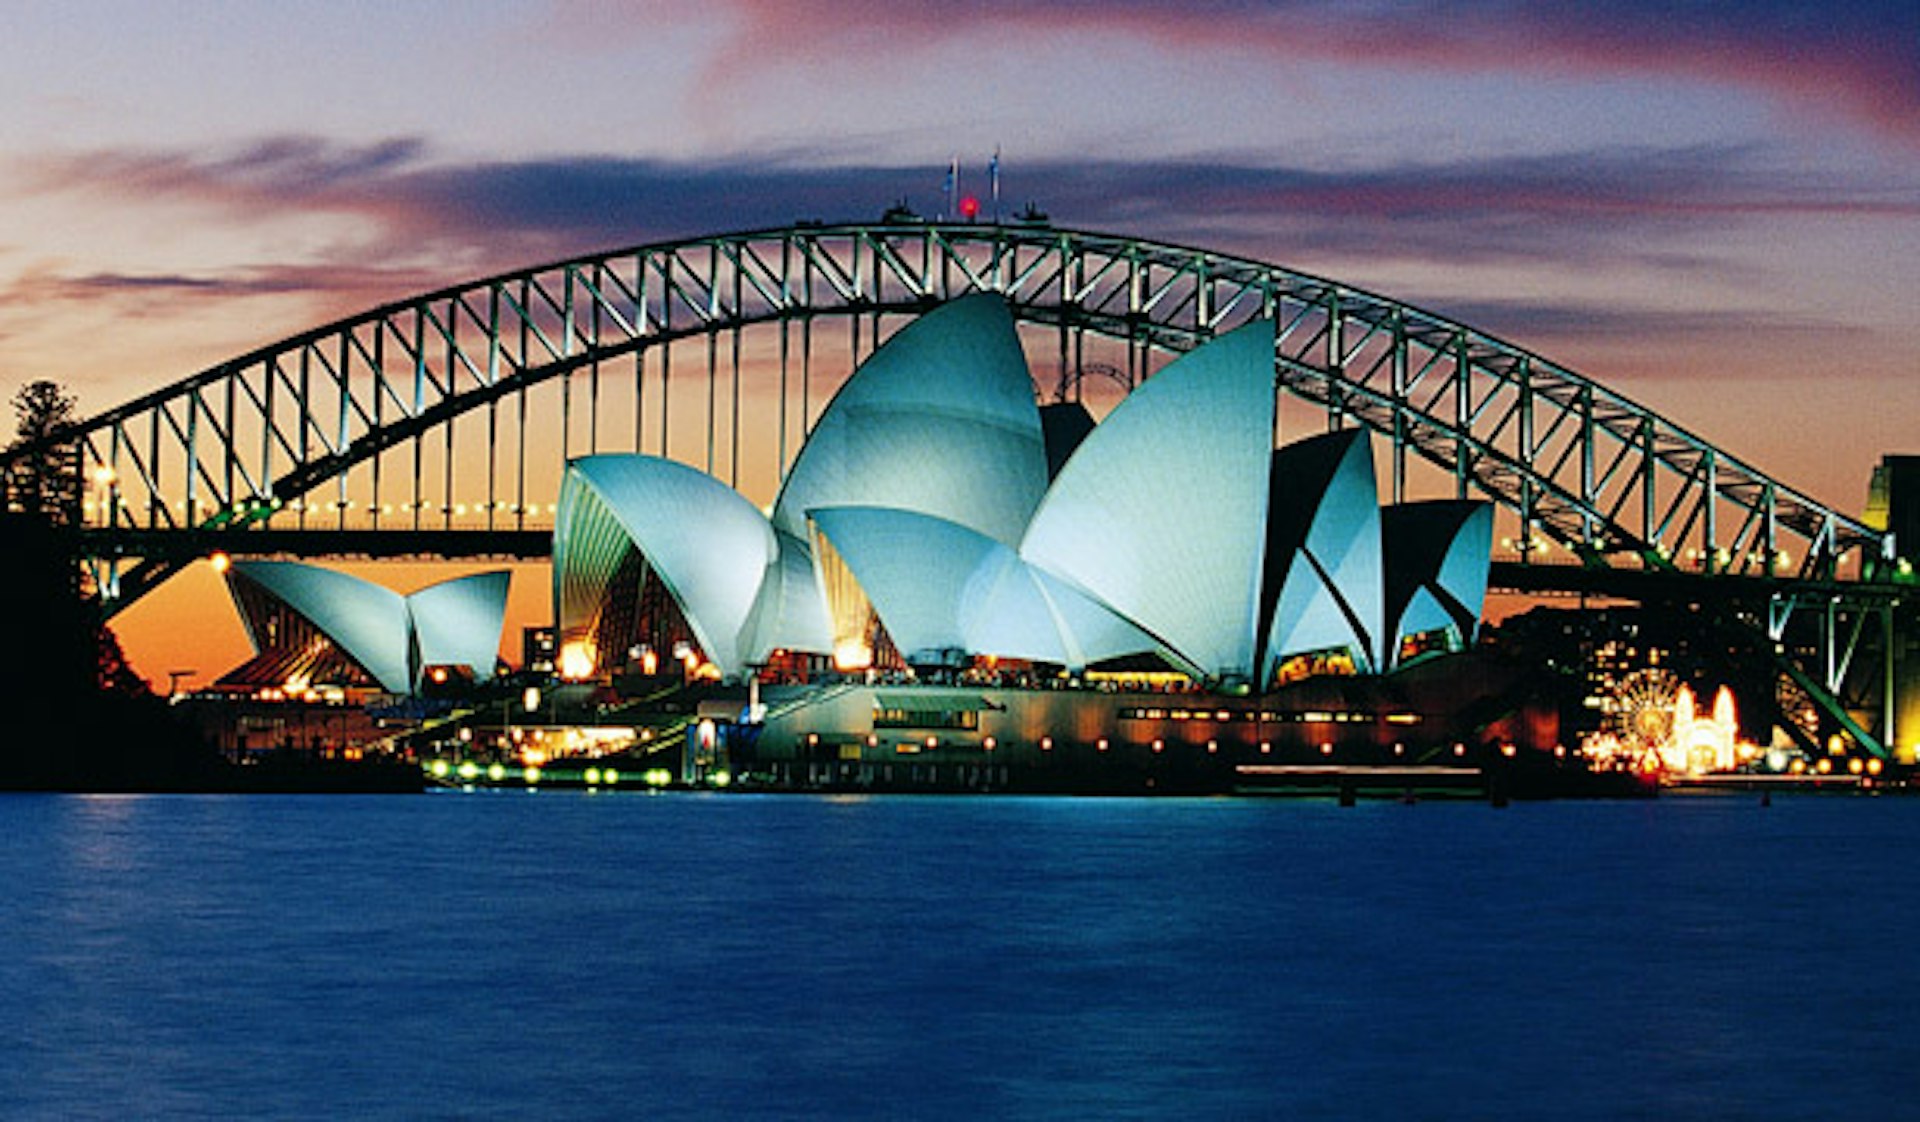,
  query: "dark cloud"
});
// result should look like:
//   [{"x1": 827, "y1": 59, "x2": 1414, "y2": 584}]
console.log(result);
[
  {"x1": 30, "y1": 134, "x2": 1912, "y2": 254},
  {"x1": 12, "y1": 135, "x2": 1913, "y2": 354}
]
